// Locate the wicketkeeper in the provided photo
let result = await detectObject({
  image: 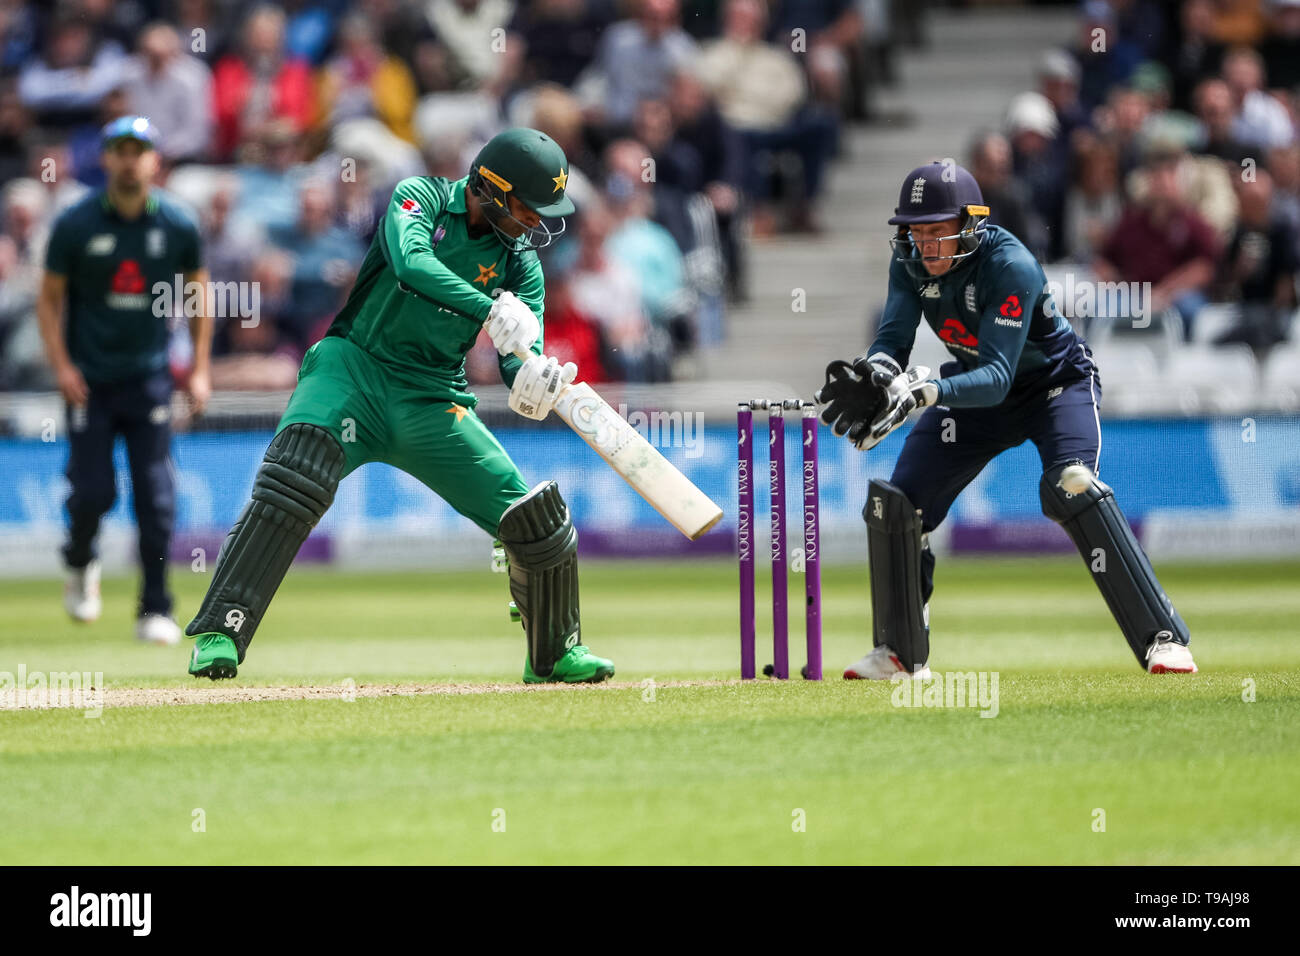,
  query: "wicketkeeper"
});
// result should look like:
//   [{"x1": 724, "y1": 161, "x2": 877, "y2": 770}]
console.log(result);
[
  {"x1": 186, "y1": 128, "x2": 615, "y2": 684},
  {"x1": 816, "y1": 161, "x2": 1196, "y2": 678}
]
